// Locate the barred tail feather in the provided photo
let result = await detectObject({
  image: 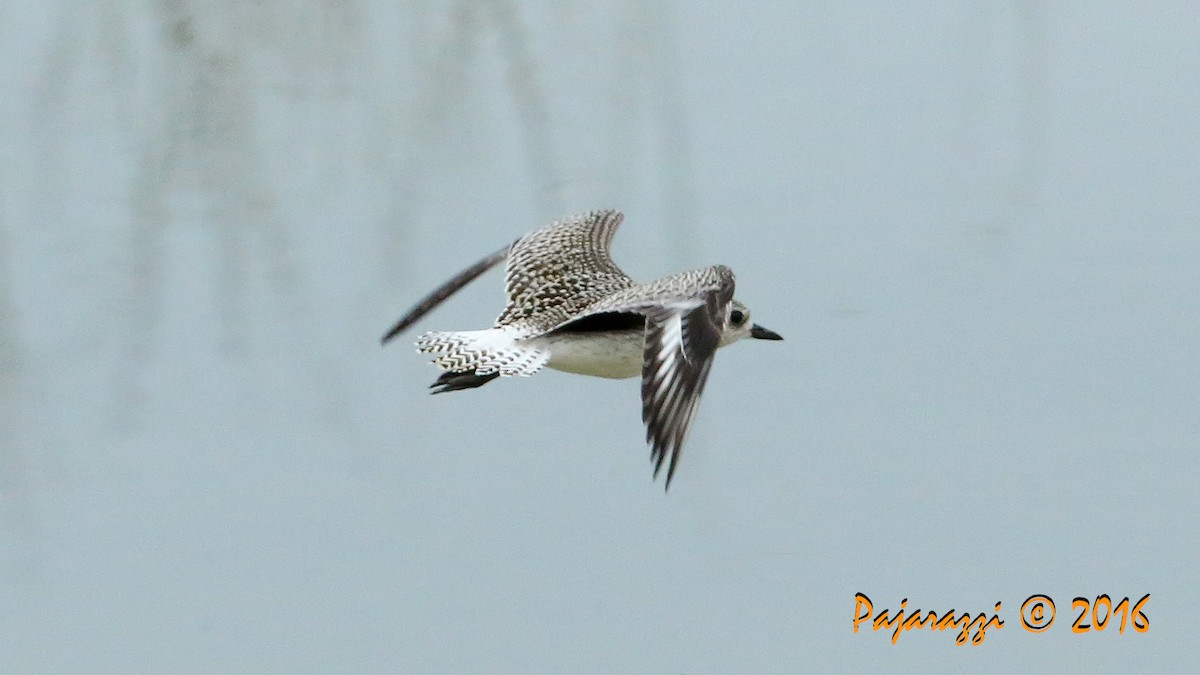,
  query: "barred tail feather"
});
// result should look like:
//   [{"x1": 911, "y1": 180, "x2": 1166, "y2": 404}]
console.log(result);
[{"x1": 415, "y1": 328, "x2": 549, "y2": 376}]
